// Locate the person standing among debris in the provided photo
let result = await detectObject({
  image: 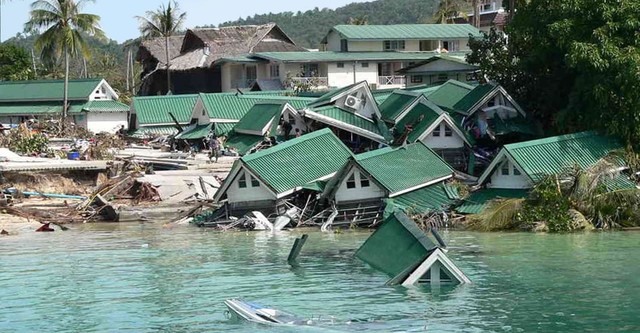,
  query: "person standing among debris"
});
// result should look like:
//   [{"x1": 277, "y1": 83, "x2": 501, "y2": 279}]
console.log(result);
[
  {"x1": 283, "y1": 119, "x2": 293, "y2": 141},
  {"x1": 208, "y1": 136, "x2": 220, "y2": 163},
  {"x1": 117, "y1": 125, "x2": 126, "y2": 139}
]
